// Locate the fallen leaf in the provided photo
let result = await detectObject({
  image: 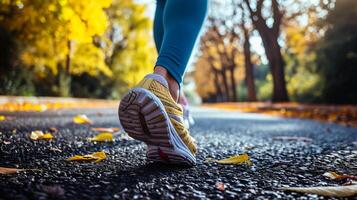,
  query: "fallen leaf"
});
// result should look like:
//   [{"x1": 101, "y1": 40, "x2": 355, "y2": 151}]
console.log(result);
[
  {"x1": 243, "y1": 145, "x2": 255, "y2": 150},
  {"x1": 207, "y1": 153, "x2": 253, "y2": 165},
  {"x1": 273, "y1": 136, "x2": 313, "y2": 142},
  {"x1": 0, "y1": 167, "x2": 40, "y2": 174},
  {"x1": 73, "y1": 114, "x2": 93, "y2": 124},
  {"x1": 281, "y1": 185, "x2": 357, "y2": 197},
  {"x1": 30, "y1": 130, "x2": 54, "y2": 140},
  {"x1": 91, "y1": 127, "x2": 120, "y2": 133},
  {"x1": 0, "y1": 115, "x2": 6, "y2": 121},
  {"x1": 49, "y1": 127, "x2": 58, "y2": 133},
  {"x1": 323, "y1": 172, "x2": 357, "y2": 181},
  {"x1": 49, "y1": 147, "x2": 62, "y2": 152},
  {"x1": 3, "y1": 141, "x2": 11, "y2": 145},
  {"x1": 88, "y1": 132, "x2": 113, "y2": 142},
  {"x1": 0, "y1": 167, "x2": 26, "y2": 174},
  {"x1": 66, "y1": 151, "x2": 106, "y2": 163},
  {"x1": 215, "y1": 182, "x2": 226, "y2": 191}
]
